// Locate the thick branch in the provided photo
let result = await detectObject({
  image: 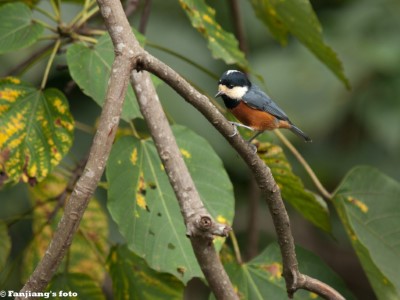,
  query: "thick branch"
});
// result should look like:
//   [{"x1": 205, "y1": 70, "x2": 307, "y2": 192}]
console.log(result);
[
  {"x1": 100, "y1": 0, "x2": 236, "y2": 298},
  {"x1": 137, "y1": 54, "x2": 345, "y2": 300},
  {"x1": 131, "y1": 70, "x2": 236, "y2": 299},
  {"x1": 17, "y1": 1, "x2": 136, "y2": 297}
]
